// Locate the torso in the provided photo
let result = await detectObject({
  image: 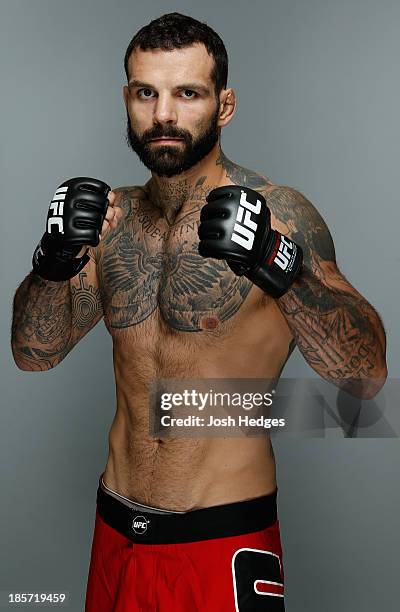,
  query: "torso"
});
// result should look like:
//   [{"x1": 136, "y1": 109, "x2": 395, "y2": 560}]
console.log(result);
[{"x1": 97, "y1": 164, "x2": 294, "y2": 510}]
